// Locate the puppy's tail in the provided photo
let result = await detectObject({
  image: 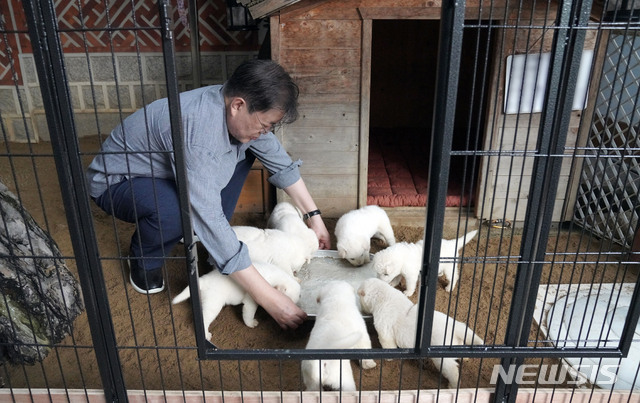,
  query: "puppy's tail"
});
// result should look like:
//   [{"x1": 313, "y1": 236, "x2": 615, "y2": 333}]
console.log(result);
[
  {"x1": 171, "y1": 286, "x2": 191, "y2": 305},
  {"x1": 455, "y1": 324, "x2": 484, "y2": 346}
]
